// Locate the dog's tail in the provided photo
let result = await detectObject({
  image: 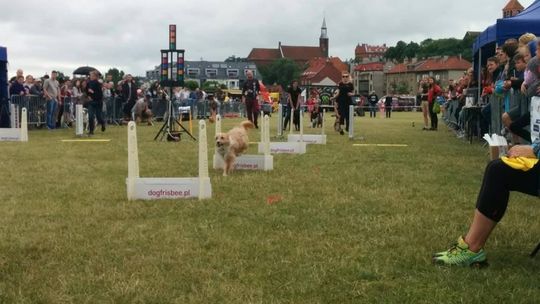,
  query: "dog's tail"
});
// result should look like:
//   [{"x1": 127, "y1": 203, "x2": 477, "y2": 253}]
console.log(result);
[{"x1": 240, "y1": 120, "x2": 255, "y2": 130}]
